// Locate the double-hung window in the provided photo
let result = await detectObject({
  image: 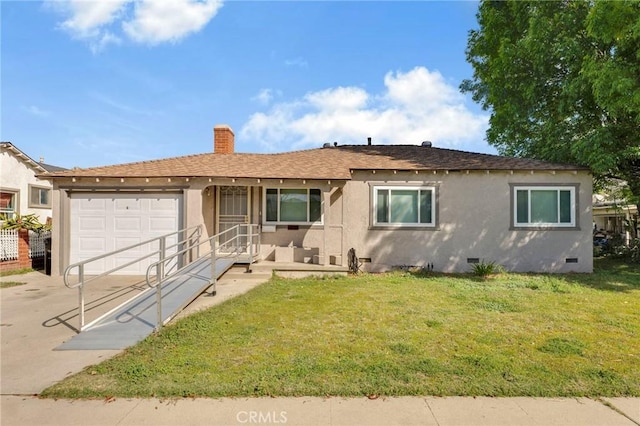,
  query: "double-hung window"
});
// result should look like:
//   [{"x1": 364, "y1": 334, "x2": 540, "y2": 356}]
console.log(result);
[
  {"x1": 373, "y1": 186, "x2": 436, "y2": 227},
  {"x1": 29, "y1": 185, "x2": 51, "y2": 208},
  {"x1": 513, "y1": 185, "x2": 576, "y2": 228},
  {"x1": 264, "y1": 188, "x2": 322, "y2": 224}
]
